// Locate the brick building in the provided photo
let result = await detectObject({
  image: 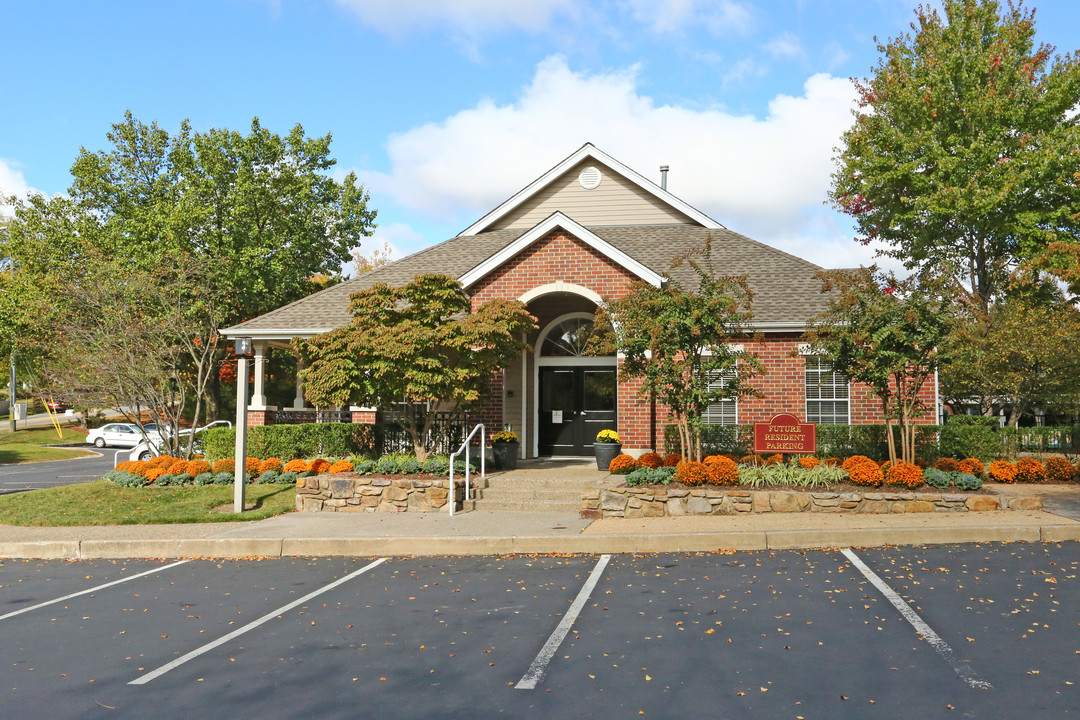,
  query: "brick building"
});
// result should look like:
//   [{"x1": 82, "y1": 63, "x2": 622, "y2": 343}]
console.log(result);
[{"x1": 222, "y1": 144, "x2": 938, "y2": 458}]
